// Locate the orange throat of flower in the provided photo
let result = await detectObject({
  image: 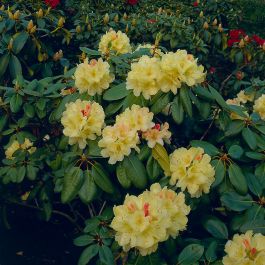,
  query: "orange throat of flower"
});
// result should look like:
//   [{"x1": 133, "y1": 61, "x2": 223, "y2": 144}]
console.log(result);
[
  {"x1": 143, "y1": 203, "x2": 150, "y2": 217},
  {"x1": 81, "y1": 104, "x2": 91, "y2": 117},
  {"x1": 243, "y1": 239, "x2": 258, "y2": 259}
]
